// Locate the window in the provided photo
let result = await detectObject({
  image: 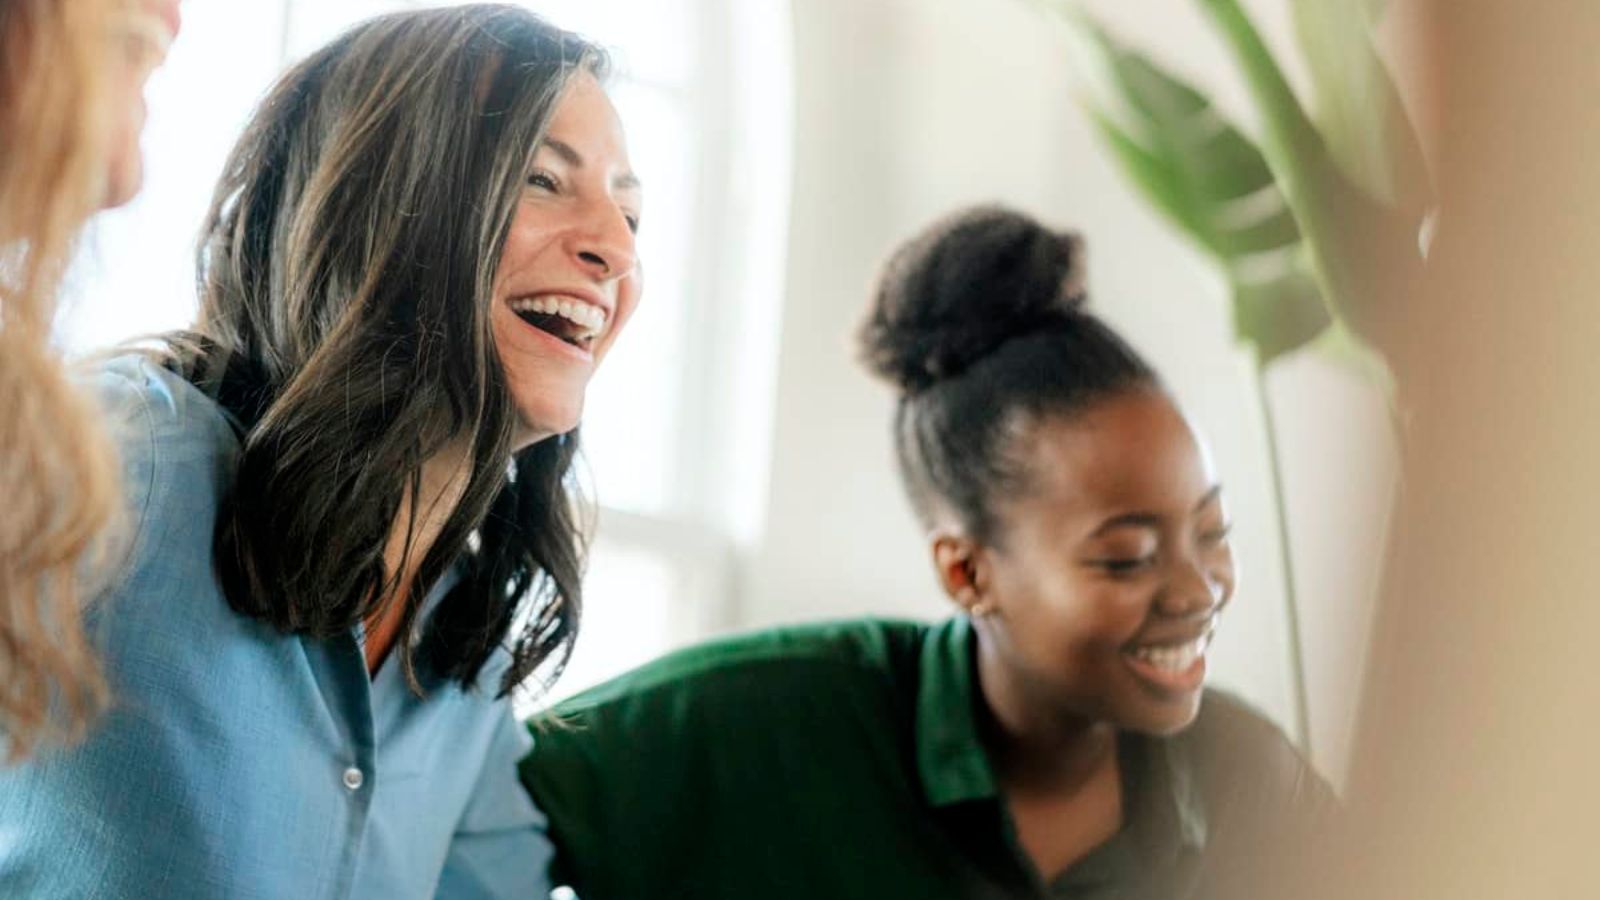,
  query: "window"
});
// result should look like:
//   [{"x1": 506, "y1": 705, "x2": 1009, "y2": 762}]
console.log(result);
[{"x1": 59, "y1": 0, "x2": 792, "y2": 700}]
